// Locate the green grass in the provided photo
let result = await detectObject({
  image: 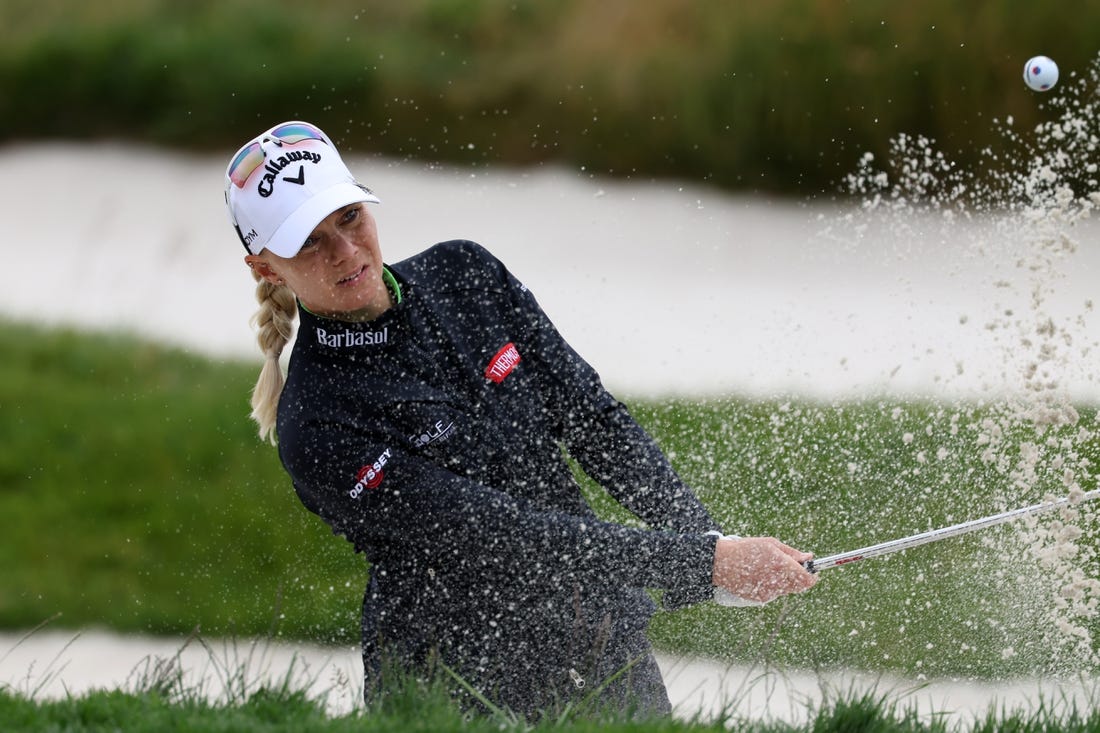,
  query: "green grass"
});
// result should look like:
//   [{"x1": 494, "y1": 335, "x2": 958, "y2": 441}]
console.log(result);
[
  {"x1": 0, "y1": 687, "x2": 941, "y2": 732},
  {"x1": 0, "y1": 0, "x2": 1097, "y2": 195},
  {"x1": 0, "y1": 319, "x2": 365, "y2": 643},
  {"x1": 2, "y1": 318, "x2": 1099, "y2": 683},
  {"x1": 3, "y1": 677, "x2": 1099, "y2": 733}
]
